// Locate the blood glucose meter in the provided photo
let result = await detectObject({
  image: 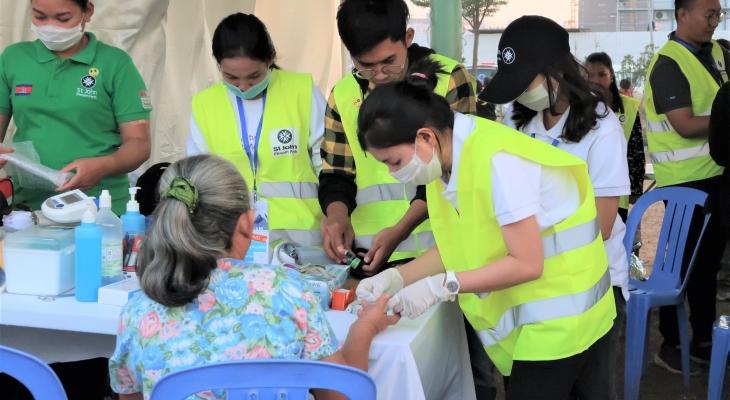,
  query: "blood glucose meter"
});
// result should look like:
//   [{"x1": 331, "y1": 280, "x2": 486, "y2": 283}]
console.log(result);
[{"x1": 41, "y1": 189, "x2": 96, "y2": 223}]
